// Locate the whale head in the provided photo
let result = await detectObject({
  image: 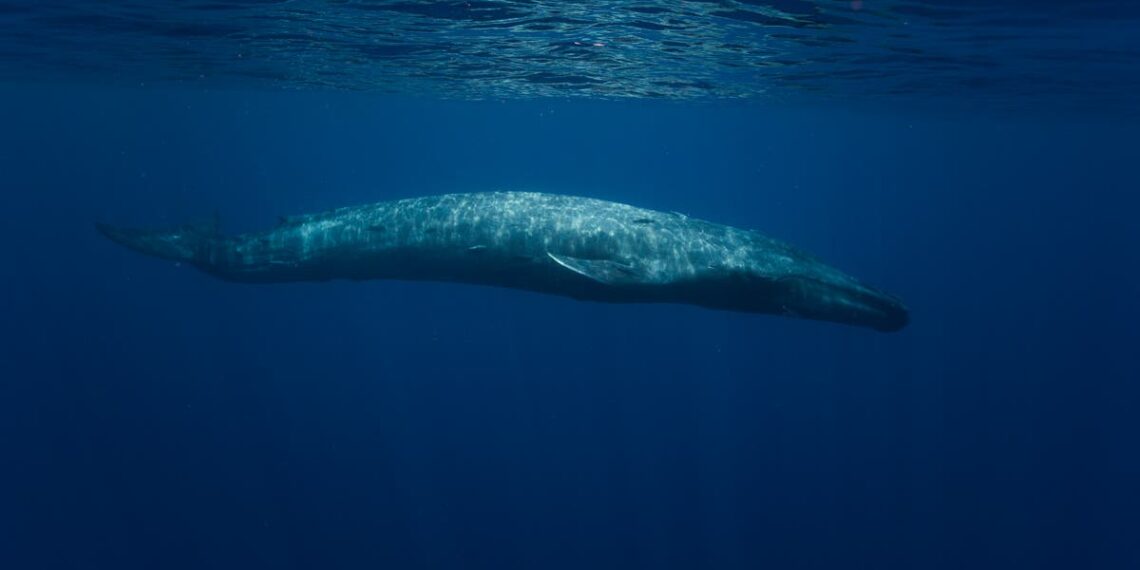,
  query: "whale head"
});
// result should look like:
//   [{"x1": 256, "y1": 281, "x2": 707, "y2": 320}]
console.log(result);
[
  {"x1": 763, "y1": 272, "x2": 909, "y2": 332},
  {"x1": 693, "y1": 240, "x2": 909, "y2": 332},
  {"x1": 752, "y1": 243, "x2": 910, "y2": 332}
]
